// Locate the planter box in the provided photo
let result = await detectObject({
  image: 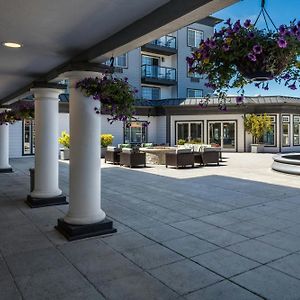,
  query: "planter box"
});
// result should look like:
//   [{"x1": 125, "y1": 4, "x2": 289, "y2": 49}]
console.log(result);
[
  {"x1": 251, "y1": 144, "x2": 264, "y2": 153},
  {"x1": 101, "y1": 147, "x2": 107, "y2": 158},
  {"x1": 60, "y1": 148, "x2": 70, "y2": 160}
]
